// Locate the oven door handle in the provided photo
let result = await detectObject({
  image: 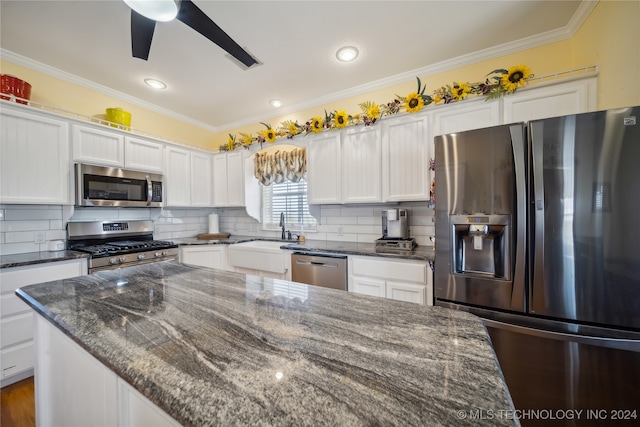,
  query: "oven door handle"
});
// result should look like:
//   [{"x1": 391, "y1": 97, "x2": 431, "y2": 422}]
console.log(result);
[{"x1": 146, "y1": 175, "x2": 152, "y2": 206}]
